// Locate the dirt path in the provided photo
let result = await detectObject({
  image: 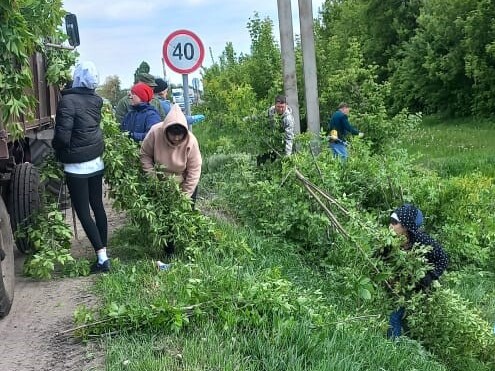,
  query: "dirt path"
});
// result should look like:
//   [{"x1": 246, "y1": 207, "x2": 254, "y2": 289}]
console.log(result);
[{"x1": 0, "y1": 193, "x2": 125, "y2": 371}]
